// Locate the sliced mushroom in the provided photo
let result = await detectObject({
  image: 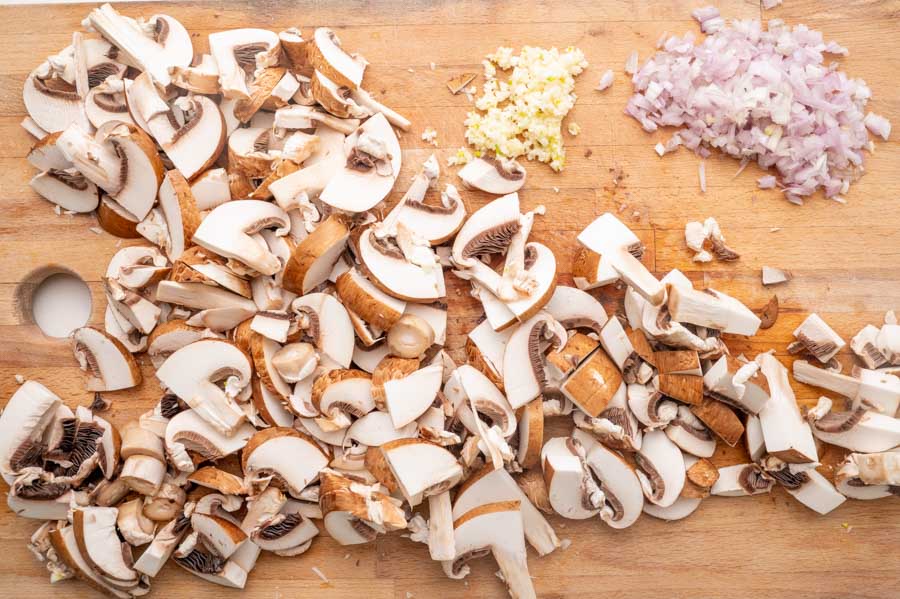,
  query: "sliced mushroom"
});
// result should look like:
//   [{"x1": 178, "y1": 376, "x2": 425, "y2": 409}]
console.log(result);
[
  {"x1": 242, "y1": 428, "x2": 330, "y2": 497},
  {"x1": 791, "y1": 313, "x2": 846, "y2": 364},
  {"x1": 49, "y1": 525, "x2": 137, "y2": 598},
  {"x1": 356, "y1": 226, "x2": 445, "y2": 302},
  {"x1": 134, "y1": 518, "x2": 187, "y2": 577},
  {"x1": 805, "y1": 396, "x2": 900, "y2": 452},
  {"x1": 458, "y1": 156, "x2": 526, "y2": 194},
  {"x1": 502, "y1": 312, "x2": 567, "y2": 409},
  {"x1": 466, "y1": 318, "x2": 513, "y2": 389},
  {"x1": 627, "y1": 383, "x2": 677, "y2": 430},
  {"x1": 382, "y1": 364, "x2": 443, "y2": 428},
  {"x1": 543, "y1": 285, "x2": 609, "y2": 335},
  {"x1": 310, "y1": 368, "x2": 374, "y2": 430},
  {"x1": 85, "y1": 79, "x2": 135, "y2": 129},
  {"x1": 689, "y1": 396, "x2": 744, "y2": 447},
  {"x1": 757, "y1": 354, "x2": 819, "y2": 463},
  {"x1": 30, "y1": 168, "x2": 100, "y2": 213},
  {"x1": 572, "y1": 383, "x2": 642, "y2": 453},
  {"x1": 116, "y1": 498, "x2": 157, "y2": 547},
  {"x1": 703, "y1": 355, "x2": 770, "y2": 415},
  {"x1": 386, "y1": 313, "x2": 436, "y2": 358},
  {"x1": 165, "y1": 409, "x2": 254, "y2": 473},
  {"x1": 337, "y1": 268, "x2": 406, "y2": 331},
  {"x1": 72, "y1": 507, "x2": 139, "y2": 586},
  {"x1": 147, "y1": 319, "x2": 208, "y2": 368},
  {"x1": 192, "y1": 200, "x2": 289, "y2": 276},
  {"x1": 633, "y1": 430, "x2": 685, "y2": 507},
  {"x1": 119, "y1": 454, "x2": 166, "y2": 495},
  {"x1": 744, "y1": 414, "x2": 766, "y2": 462},
  {"x1": 710, "y1": 464, "x2": 773, "y2": 496},
  {"x1": 56, "y1": 124, "x2": 123, "y2": 194},
  {"x1": 583, "y1": 437, "x2": 644, "y2": 529},
  {"x1": 598, "y1": 316, "x2": 651, "y2": 384},
  {"x1": 577, "y1": 213, "x2": 664, "y2": 305},
  {"x1": 394, "y1": 183, "x2": 467, "y2": 246},
  {"x1": 666, "y1": 284, "x2": 761, "y2": 336},
  {"x1": 773, "y1": 468, "x2": 847, "y2": 515},
  {"x1": 72, "y1": 326, "x2": 142, "y2": 391},
  {"x1": 540, "y1": 437, "x2": 602, "y2": 519},
  {"x1": 250, "y1": 501, "x2": 320, "y2": 555},
  {"x1": 318, "y1": 113, "x2": 401, "y2": 212},
  {"x1": 191, "y1": 512, "x2": 248, "y2": 560},
  {"x1": 346, "y1": 410, "x2": 416, "y2": 447},
  {"x1": 0, "y1": 381, "x2": 61, "y2": 481},
  {"x1": 191, "y1": 168, "x2": 232, "y2": 211},
  {"x1": 306, "y1": 28, "x2": 366, "y2": 89},
  {"x1": 208, "y1": 28, "x2": 280, "y2": 98},
  {"x1": 665, "y1": 405, "x2": 716, "y2": 458},
  {"x1": 379, "y1": 438, "x2": 463, "y2": 506},
  {"x1": 98, "y1": 195, "x2": 142, "y2": 238},
  {"x1": 846, "y1": 451, "x2": 900, "y2": 486},
  {"x1": 157, "y1": 339, "x2": 251, "y2": 435},
  {"x1": 282, "y1": 214, "x2": 350, "y2": 295},
  {"x1": 516, "y1": 400, "x2": 545, "y2": 470},
  {"x1": 291, "y1": 292, "x2": 355, "y2": 367}
]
